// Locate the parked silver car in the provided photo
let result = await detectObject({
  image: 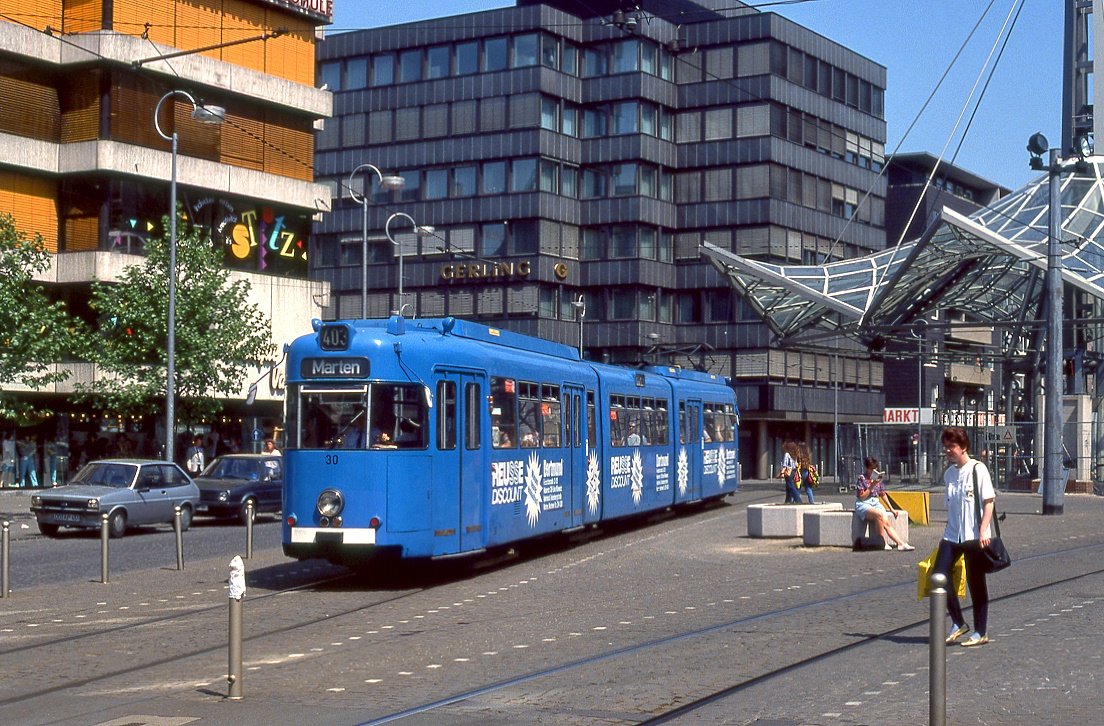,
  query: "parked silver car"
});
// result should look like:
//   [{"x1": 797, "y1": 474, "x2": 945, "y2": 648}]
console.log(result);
[{"x1": 30, "y1": 459, "x2": 200, "y2": 538}]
